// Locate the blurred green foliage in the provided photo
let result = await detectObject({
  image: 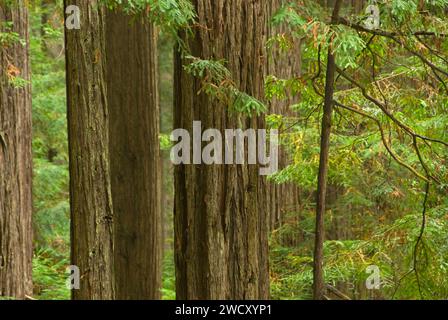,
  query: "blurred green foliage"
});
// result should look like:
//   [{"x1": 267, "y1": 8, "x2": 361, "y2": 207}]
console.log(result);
[{"x1": 29, "y1": 0, "x2": 69, "y2": 300}]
